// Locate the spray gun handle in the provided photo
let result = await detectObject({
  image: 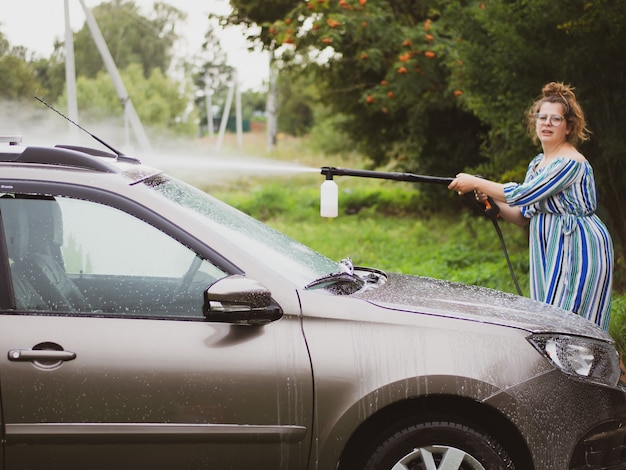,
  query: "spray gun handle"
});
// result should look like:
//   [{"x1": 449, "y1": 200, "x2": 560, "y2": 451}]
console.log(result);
[
  {"x1": 483, "y1": 197, "x2": 500, "y2": 219},
  {"x1": 472, "y1": 174, "x2": 500, "y2": 219}
]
